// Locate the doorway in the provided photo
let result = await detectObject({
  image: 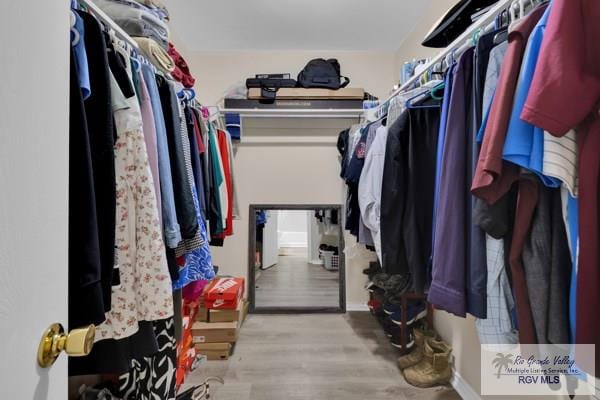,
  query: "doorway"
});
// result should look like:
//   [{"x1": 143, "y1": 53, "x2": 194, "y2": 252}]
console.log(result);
[{"x1": 249, "y1": 204, "x2": 346, "y2": 313}]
